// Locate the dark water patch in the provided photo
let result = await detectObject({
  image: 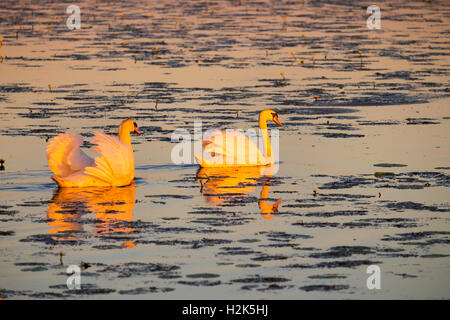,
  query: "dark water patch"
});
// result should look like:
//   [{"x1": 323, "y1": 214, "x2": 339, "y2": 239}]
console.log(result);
[
  {"x1": 0, "y1": 84, "x2": 34, "y2": 93},
  {"x1": 154, "y1": 226, "x2": 194, "y2": 233},
  {"x1": 341, "y1": 221, "x2": 373, "y2": 228},
  {"x1": 251, "y1": 255, "x2": 289, "y2": 262},
  {"x1": 285, "y1": 203, "x2": 324, "y2": 208},
  {"x1": 28, "y1": 292, "x2": 68, "y2": 299},
  {"x1": 188, "y1": 207, "x2": 226, "y2": 215},
  {"x1": 99, "y1": 262, "x2": 180, "y2": 278},
  {"x1": 373, "y1": 71, "x2": 421, "y2": 81},
  {"x1": 218, "y1": 247, "x2": 260, "y2": 256},
  {"x1": 358, "y1": 120, "x2": 401, "y2": 126},
  {"x1": 279, "y1": 106, "x2": 359, "y2": 116},
  {"x1": 406, "y1": 118, "x2": 440, "y2": 125},
  {"x1": 322, "y1": 123, "x2": 359, "y2": 131},
  {"x1": 259, "y1": 243, "x2": 297, "y2": 248},
  {"x1": 314, "y1": 132, "x2": 365, "y2": 138},
  {"x1": 309, "y1": 246, "x2": 374, "y2": 259},
  {"x1": 294, "y1": 222, "x2": 340, "y2": 228},
  {"x1": 314, "y1": 260, "x2": 381, "y2": 269},
  {"x1": 118, "y1": 287, "x2": 174, "y2": 295},
  {"x1": 20, "y1": 233, "x2": 85, "y2": 246},
  {"x1": 319, "y1": 176, "x2": 375, "y2": 189},
  {"x1": 420, "y1": 254, "x2": 450, "y2": 259},
  {"x1": 283, "y1": 259, "x2": 379, "y2": 269},
  {"x1": 15, "y1": 262, "x2": 49, "y2": 267},
  {"x1": 257, "y1": 284, "x2": 292, "y2": 291},
  {"x1": 178, "y1": 280, "x2": 221, "y2": 286},
  {"x1": 300, "y1": 284, "x2": 349, "y2": 292},
  {"x1": 391, "y1": 273, "x2": 418, "y2": 279},
  {"x1": 231, "y1": 276, "x2": 290, "y2": 284},
  {"x1": 0, "y1": 230, "x2": 15, "y2": 236},
  {"x1": 0, "y1": 288, "x2": 32, "y2": 299},
  {"x1": 357, "y1": 218, "x2": 418, "y2": 229},
  {"x1": 186, "y1": 273, "x2": 220, "y2": 279},
  {"x1": 20, "y1": 266, "x2": 49, "y2": 272},
  {"x1": 381, "y1": 231, "x2": 450, "y2": 243},
  {"x1": 145, "y1": 238, "x2": 232, "y2": 249},
  {"x1": 374, "y1": 163, "x2": 408, "y2": 168},
  {"x1": 190, "y1": 216, "x2": 252, "y2": 227},
  {"x1": 91, "y1": 244, "x2": 124, "y2": 250},
  {"x1": 145, "y1": 194, "x2": 194, "y2": 200},
  {"x1": 308, "y1": 274, "x2": 347, "y2": 279},
  {"x1": 319, "y1": 193, "x2": 375, "y2": 201},
  {"x1": 238, "y1": 238, "x2": 260, "y2": 244},
  {"x1": 64, "y1": 286, "x2": 116, "y2": 295},
  {"x1": 259, "y1": 231, "x2": 313, "y2": 242},
  {"x1": 386, "y1": 201, "x2": 450, "y2": 212},
  {"x1": 16, "y1": 200, "x2": 51, "y2": 207},
  {"x1": 235, "y1": 264, "x2": 261, "y2": 268},
  {"x1": 306, "y1": 210, "x2": 367, "y2": 218}
]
